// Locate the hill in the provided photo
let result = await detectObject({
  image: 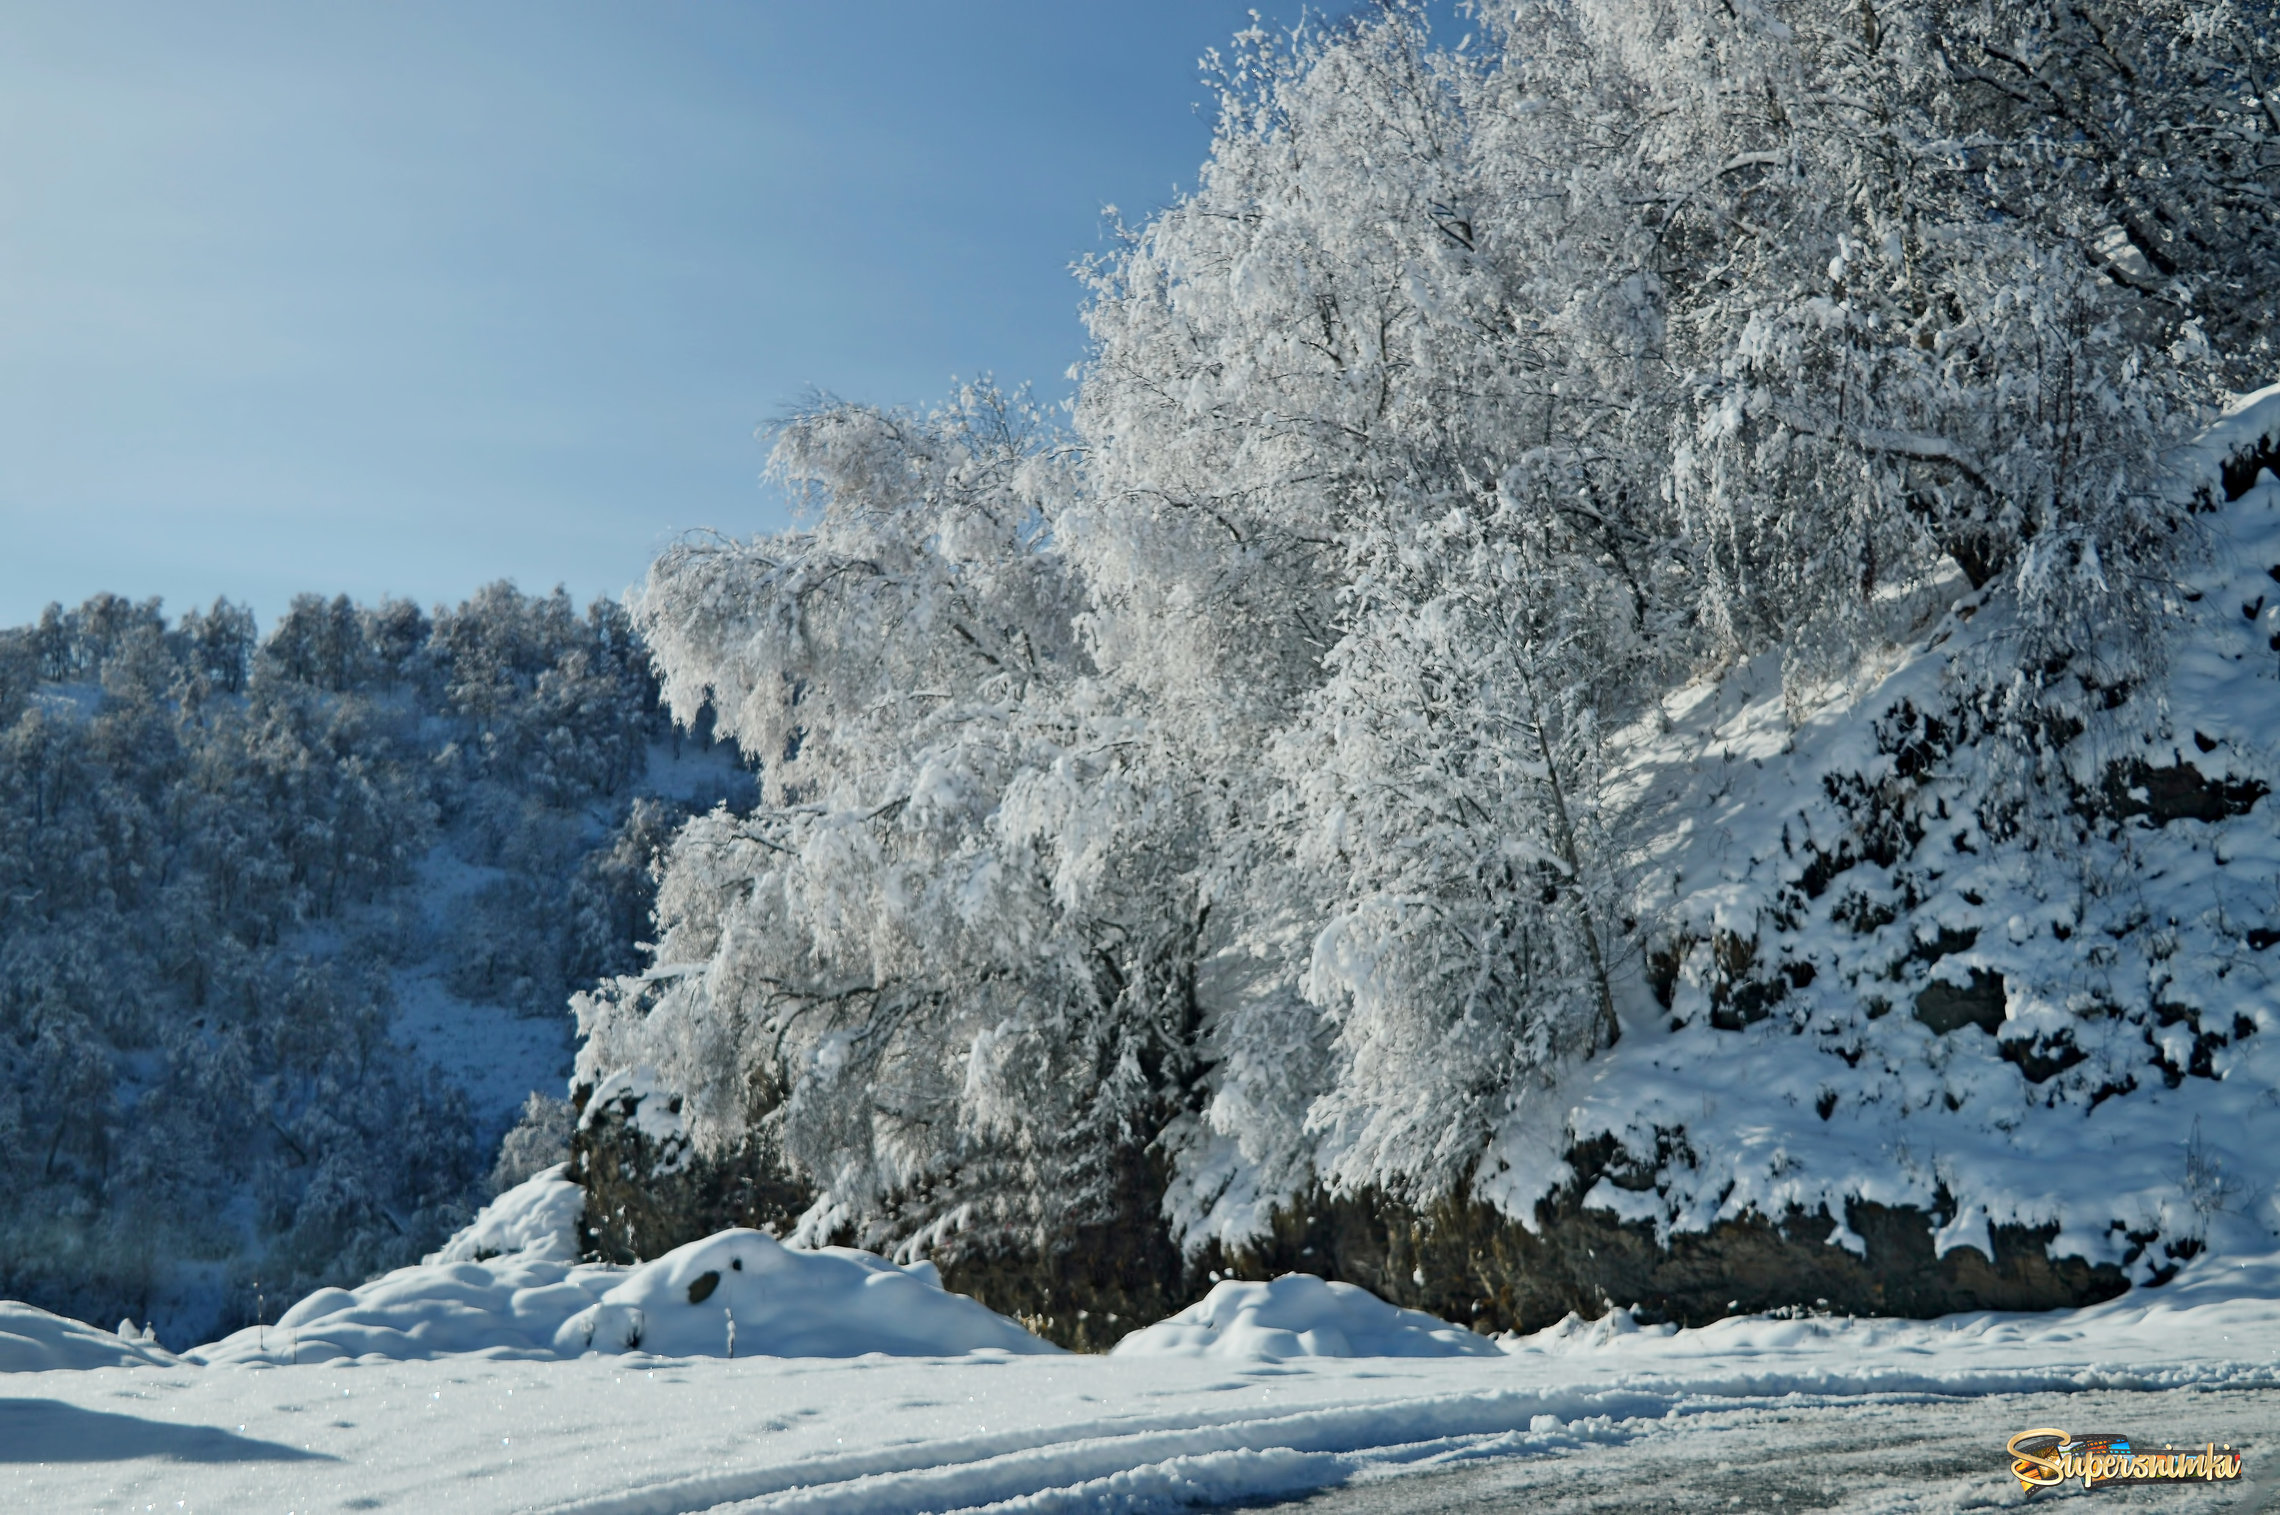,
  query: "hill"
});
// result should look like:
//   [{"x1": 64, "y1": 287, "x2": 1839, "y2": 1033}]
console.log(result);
[{"x1": 0, "y1": 584, "x2": 749, "y2": 1345}]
